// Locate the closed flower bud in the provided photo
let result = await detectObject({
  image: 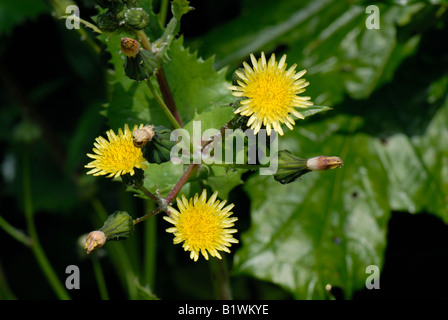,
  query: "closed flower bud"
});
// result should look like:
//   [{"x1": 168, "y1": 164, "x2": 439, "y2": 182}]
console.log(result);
[
  {"x1": 306, "y1": 156, "x2": 343, "y2": 171},
  {"x1": 124, "y1": 7, "x2": 149, "y2": 30},
  {"x1": 273, "y1": 150, "x2": 309, "y2": 184},
  {"x1": 85, "y1": 211, "x2": 134, "y2": 254},
  {"x1": 121, "y1": 38, "x2": 158, "y2": 81},
  {"x1": 273, "y1": 150, "x2": 343, "y2": 184},
  {"x1": 143, "y1": 126, "x2": 176, "y2": 164},
  {"x1": 133, "y1": 125, "x2": 155, "y2": 148},
  {"x1": 121, "y1": 37, "x2": 140, "y2": 58},
  {"x1": 85, "y1": 231, "x2": 107, "y2": 254}
]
